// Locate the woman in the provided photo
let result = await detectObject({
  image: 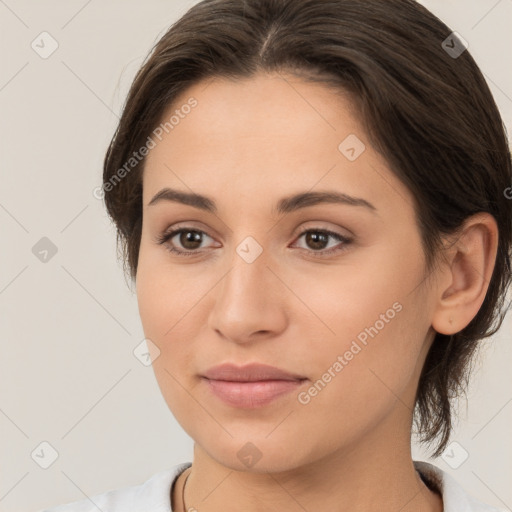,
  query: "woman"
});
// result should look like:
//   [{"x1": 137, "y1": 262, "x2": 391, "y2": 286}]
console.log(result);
[{"x1": 42, "y1": 0, "x2": 511, "y2": 510}]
